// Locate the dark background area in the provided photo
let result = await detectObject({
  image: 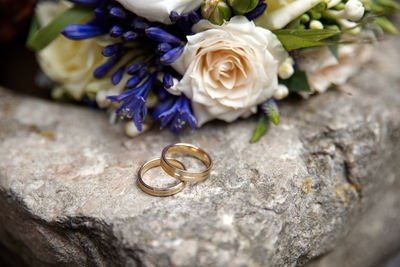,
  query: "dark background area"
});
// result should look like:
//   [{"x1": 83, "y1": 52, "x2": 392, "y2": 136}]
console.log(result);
[
  {"x1": 0, "y1": 24, "x2": 50, "y2": 99},
  {"x1": 0, "y1": 0, "x2": 50, "y2": 99}
]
